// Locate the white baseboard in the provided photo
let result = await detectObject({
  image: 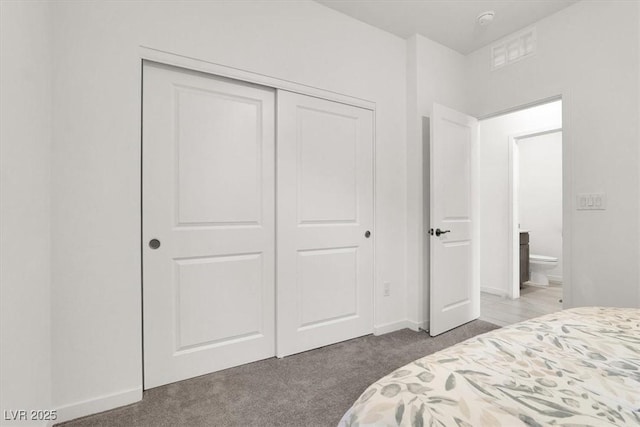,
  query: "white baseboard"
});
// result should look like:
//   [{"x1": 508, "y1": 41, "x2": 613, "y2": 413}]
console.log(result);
[
  {"x1": 547, "y1": 275, "x2": 563, "y2": 285},
  {"x1": 373, "y1": 320, "x2": 411, "y2": 335},
  {"x1": 52, "y1": 387, "x2": 142, "y2": 425},
  {"x1": 481, "y1": 286, "x2": 507, "y2": 297},
  {"x1": 406, "y1": 319, "x2": 428, "y2": 332},
  {"x1": 374, "y1": 319, "x2": 429, "y2": 335}
]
